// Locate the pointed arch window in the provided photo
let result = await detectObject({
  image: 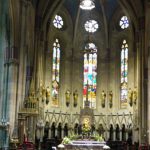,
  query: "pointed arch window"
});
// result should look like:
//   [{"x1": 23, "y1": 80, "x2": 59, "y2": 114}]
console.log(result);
[
  {"x1": 52, "y1": 38, "x2": 60, "y2": 106},
  {"x1": 120, "y1": 40, "x2": 128, "y2": 107},
  {"x1": 83, "y1": 43, "x2": 97, "y2": 109}
]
